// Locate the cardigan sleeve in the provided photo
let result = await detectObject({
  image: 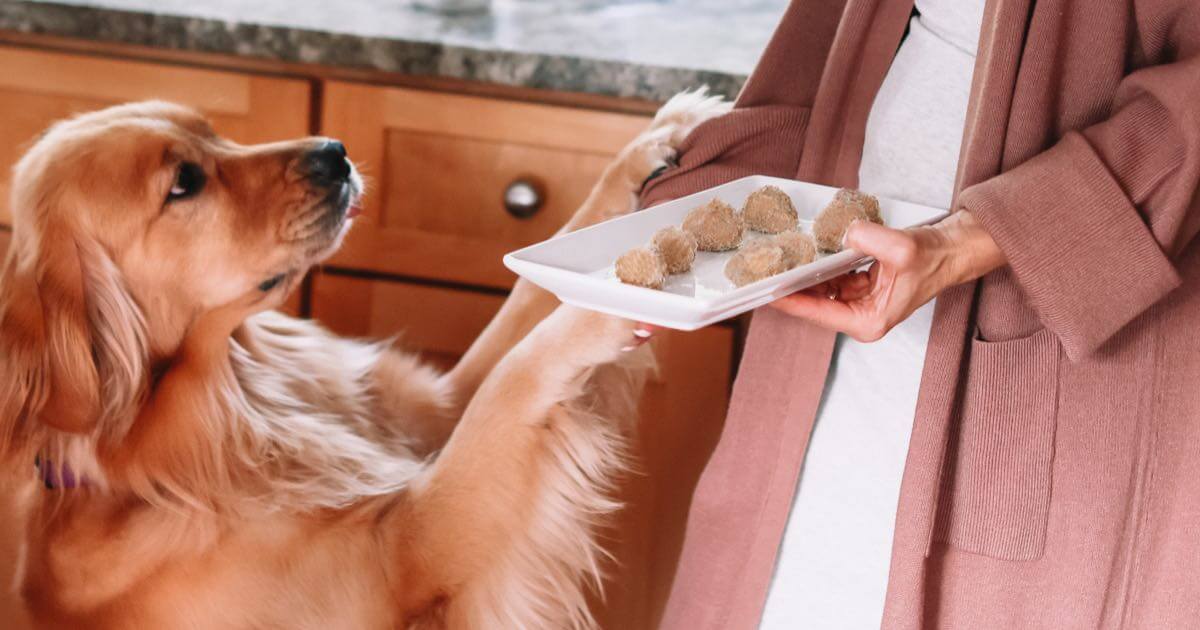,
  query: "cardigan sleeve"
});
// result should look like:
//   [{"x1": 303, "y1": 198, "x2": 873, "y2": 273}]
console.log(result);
[
  {"x1": 962, "y1": 49, "x2": 1200, "y2": 360},
  {"x1": 638, "y1": 105, "x2": 811, "y2": 208}
]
